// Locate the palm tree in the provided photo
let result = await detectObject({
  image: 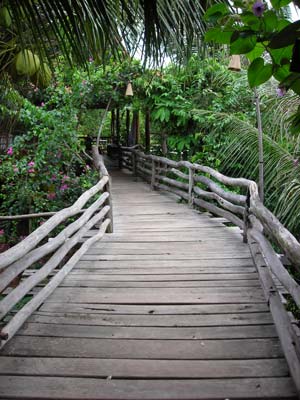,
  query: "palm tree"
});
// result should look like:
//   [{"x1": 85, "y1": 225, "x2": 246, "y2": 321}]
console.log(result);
[{"x1": 1, "y1": 0, "x2": 208, "y2": 70}]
